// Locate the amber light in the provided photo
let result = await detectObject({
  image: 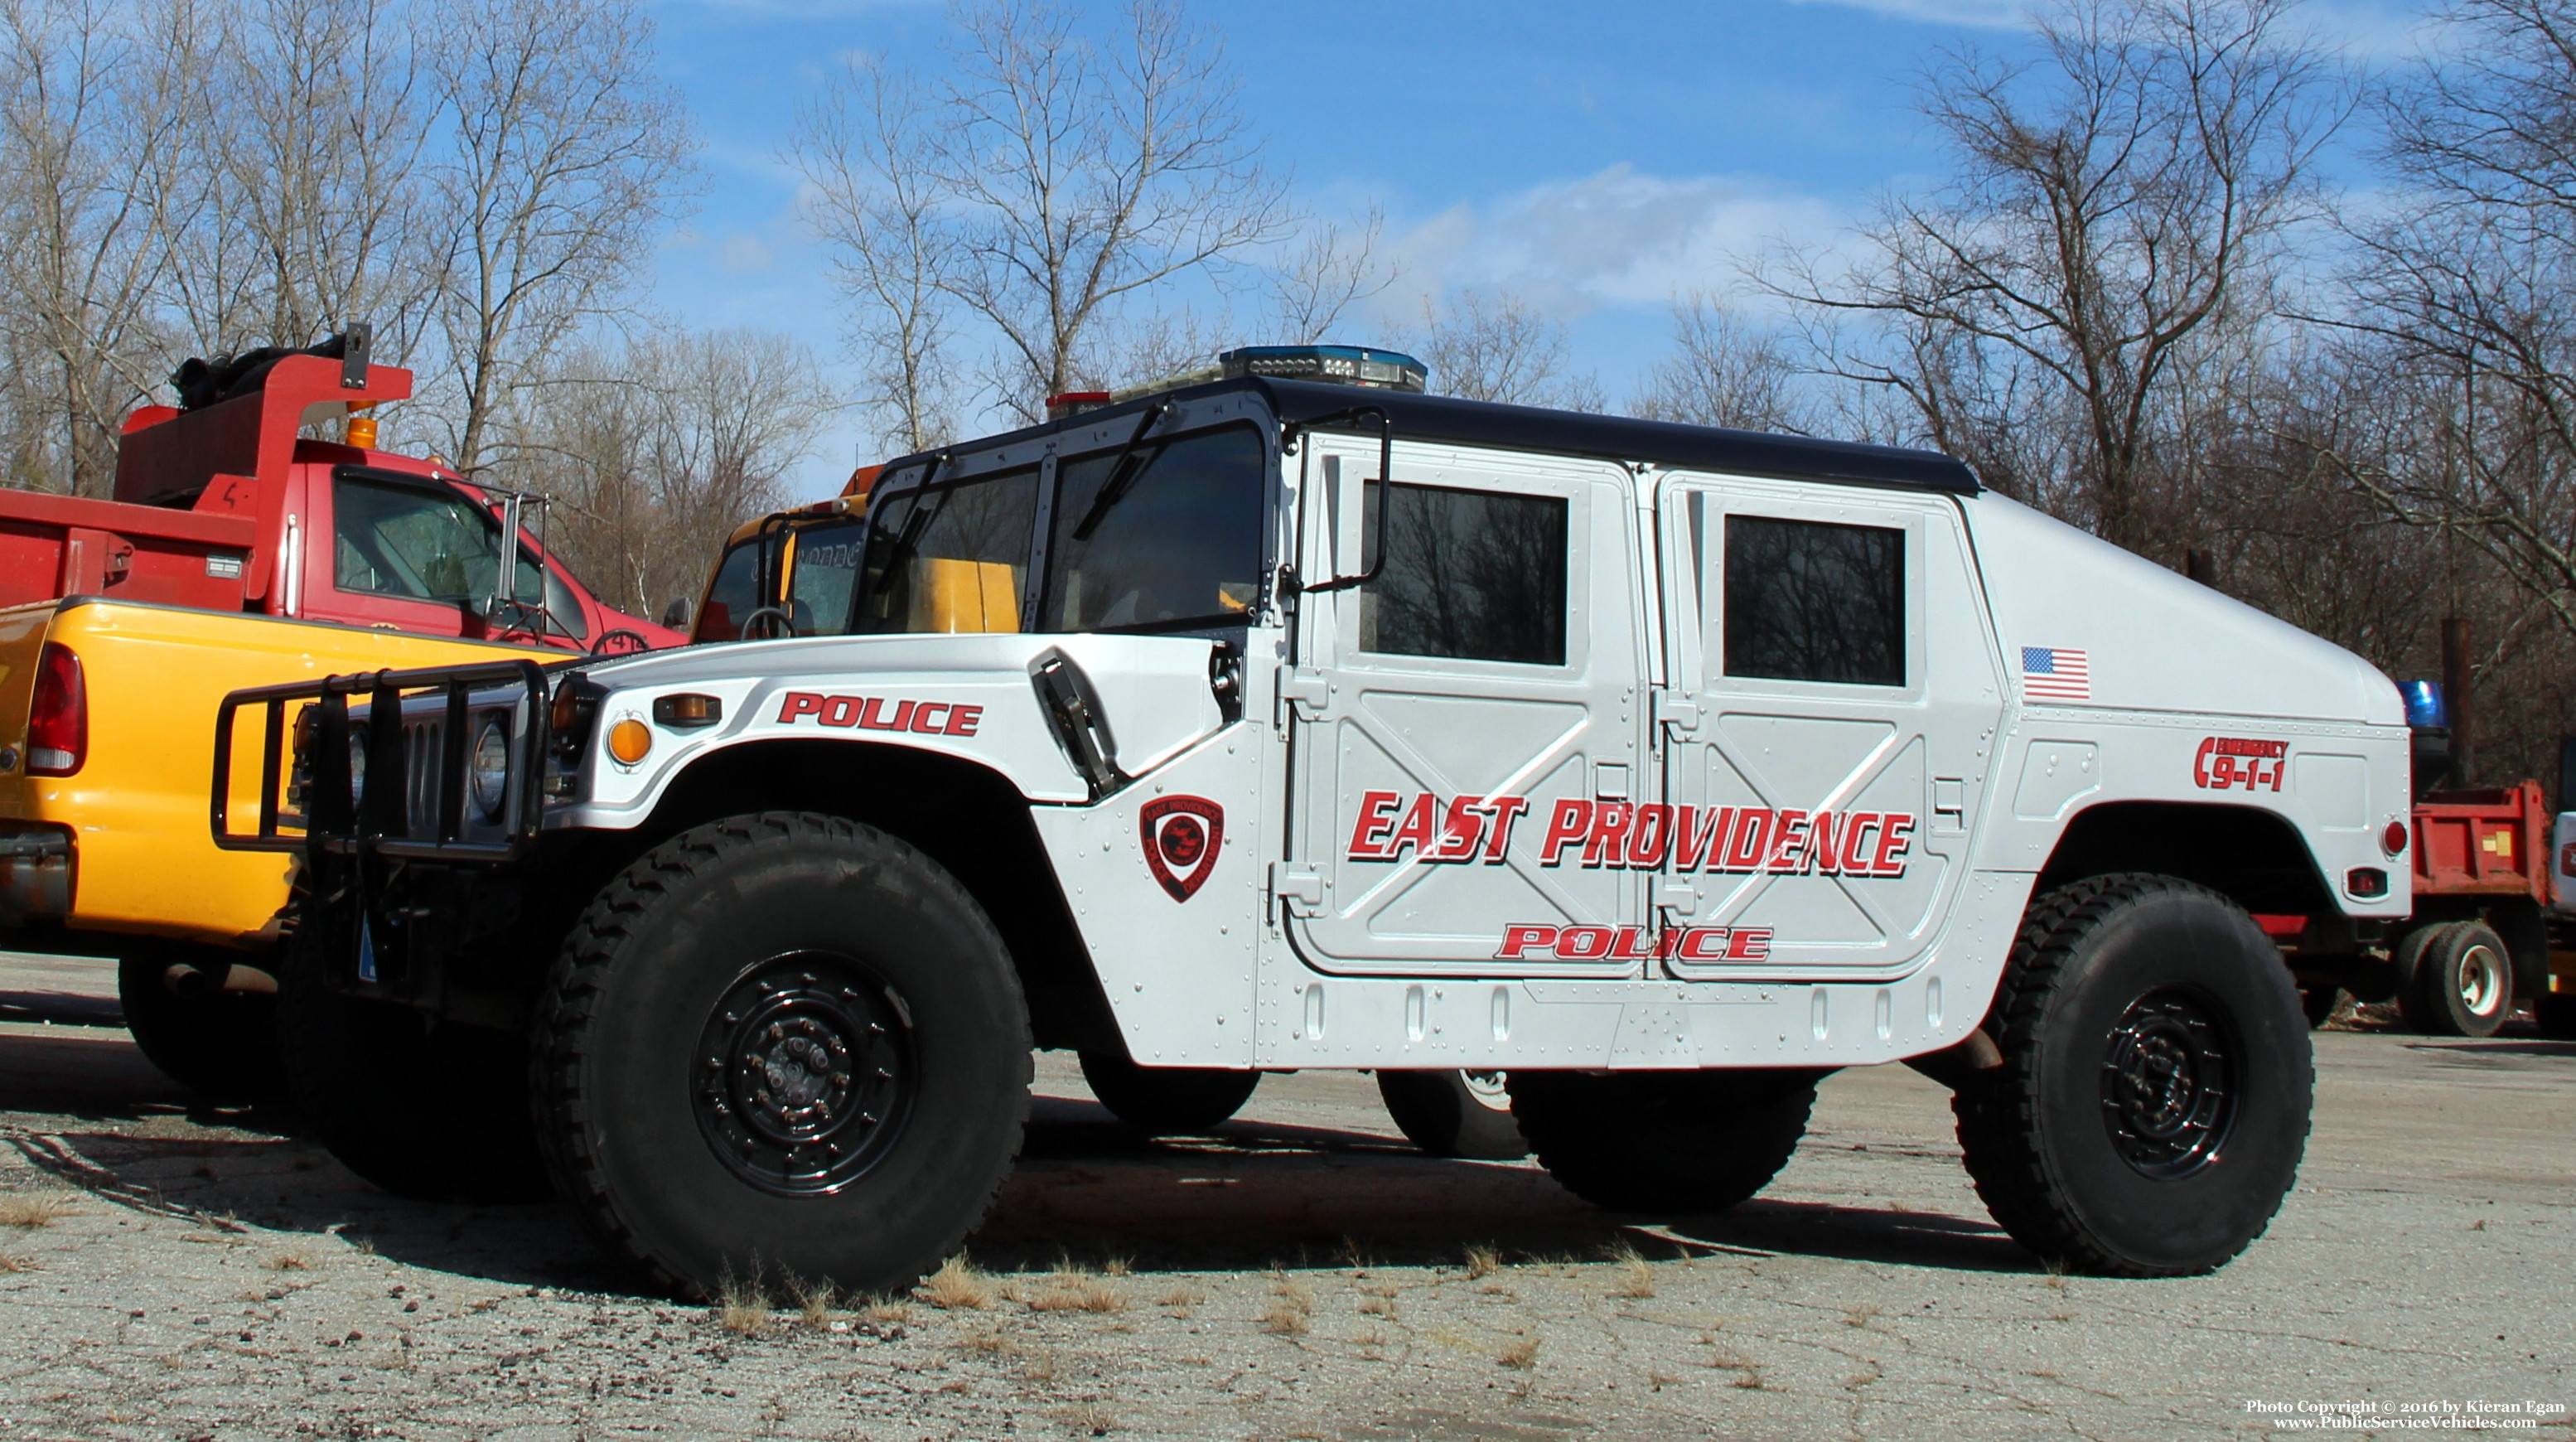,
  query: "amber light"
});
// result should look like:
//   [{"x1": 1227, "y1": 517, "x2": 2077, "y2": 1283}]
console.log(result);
[
  {"x1": 652, "y1": 693, "x2": 723, "y2": 728},
  {"x1": 607, "y1": 719, "x2": 653, "y2": 765}
]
